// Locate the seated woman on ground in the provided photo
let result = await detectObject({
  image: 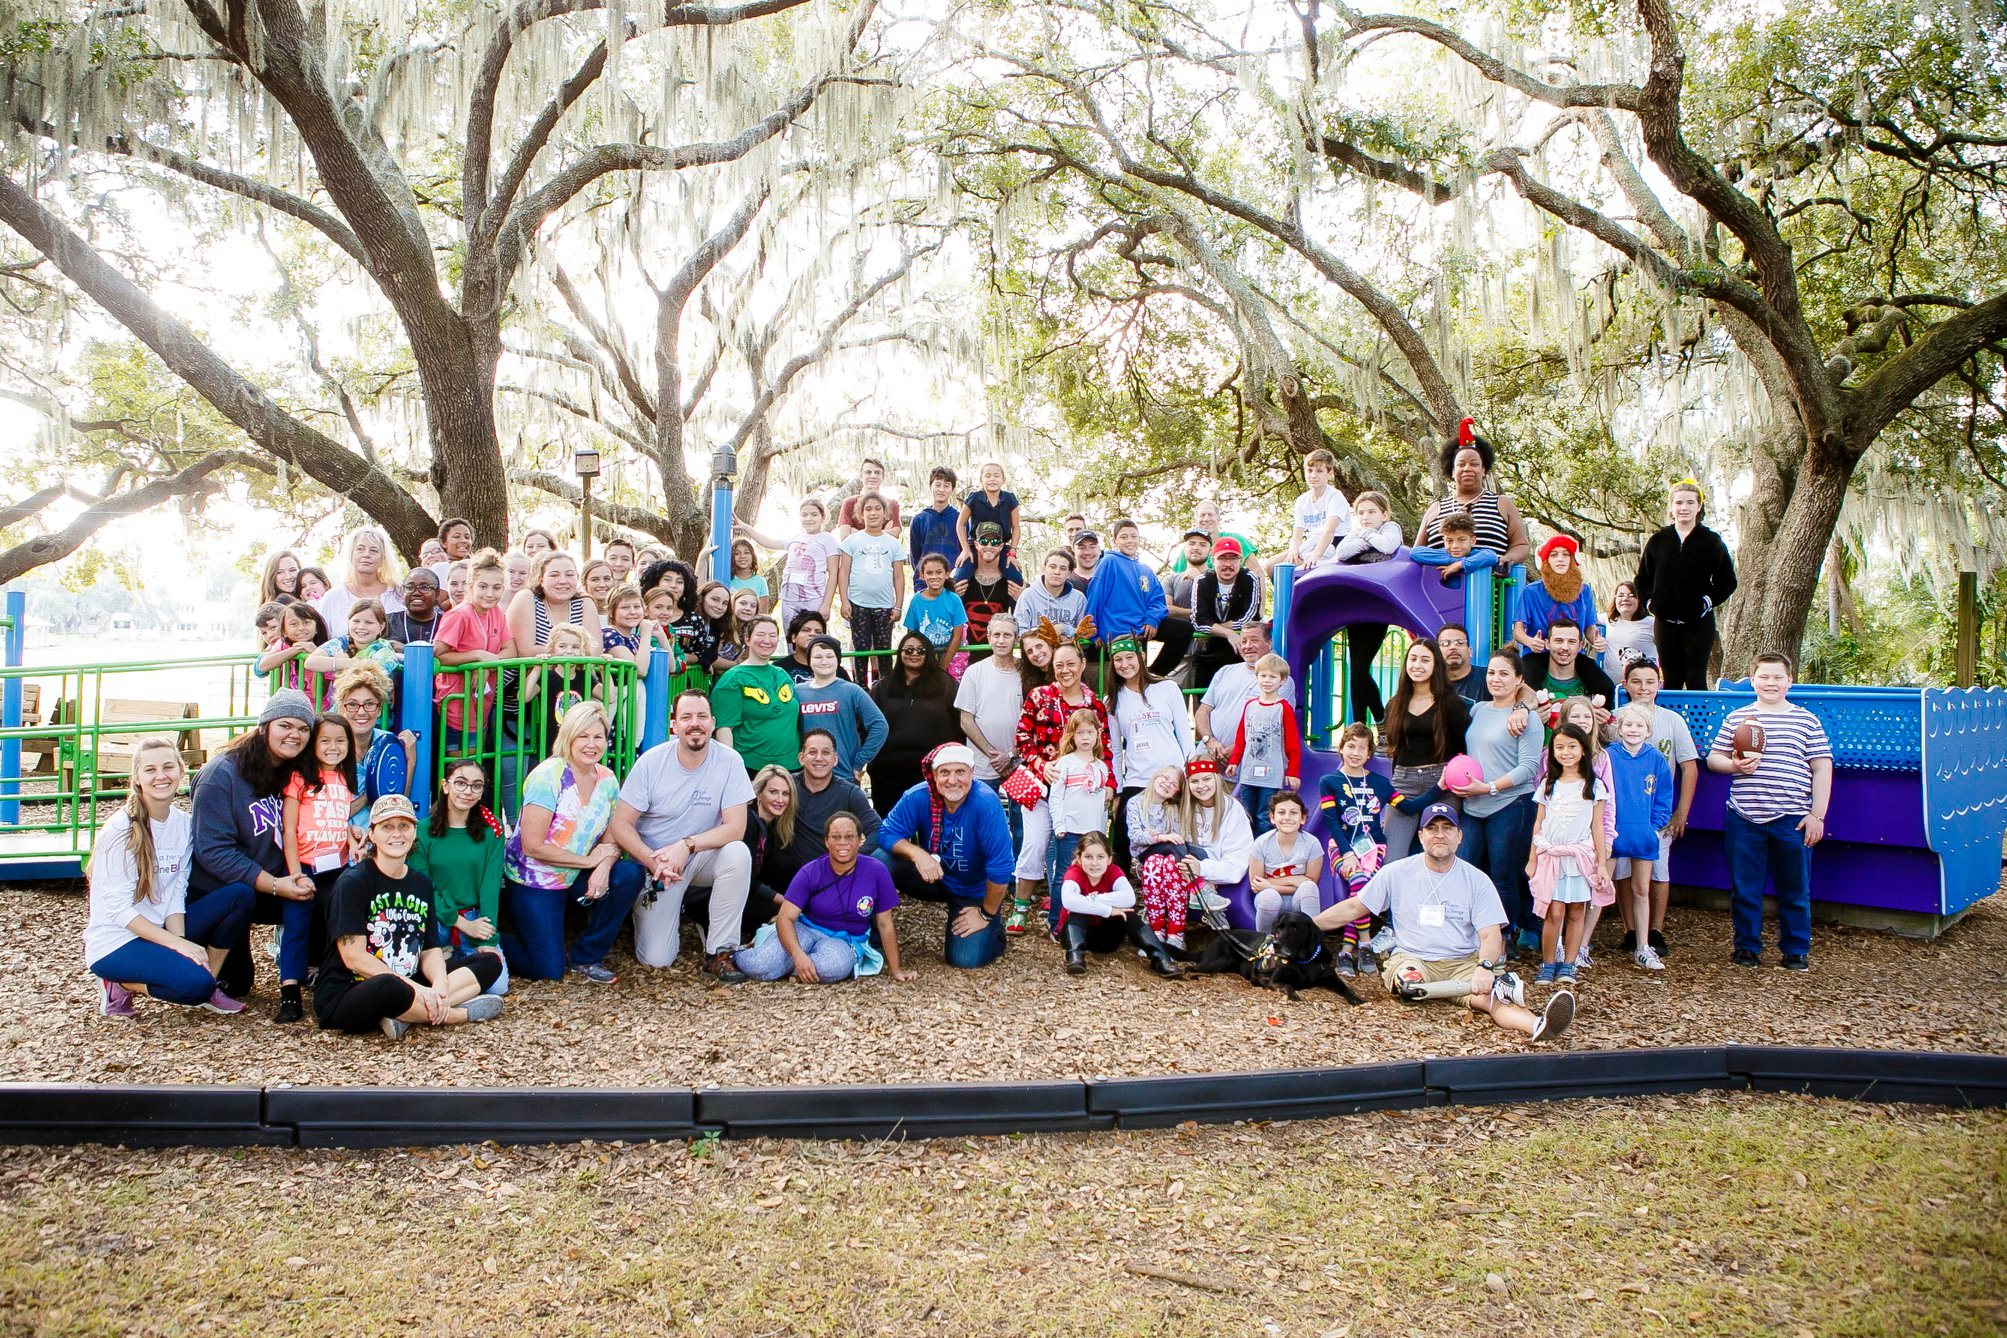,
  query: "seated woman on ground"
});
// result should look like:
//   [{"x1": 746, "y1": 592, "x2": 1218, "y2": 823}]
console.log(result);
[
  {"x1": 413, "y1": 759, "x2": 508, "y2": 997},
  {"x1": 733, "y1": 812, "x2": 914, "y2": 984},
  {"x1": 85, "y1": 738, "x2": 250, "y2": 1019},
  {"x1": 1056, "y1": 830, "x2": 1181, "y2": 978},
  {"x1": 313, "y1": 794, "x2": 505, "y2": 1039}
]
